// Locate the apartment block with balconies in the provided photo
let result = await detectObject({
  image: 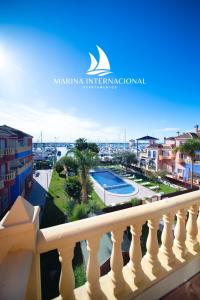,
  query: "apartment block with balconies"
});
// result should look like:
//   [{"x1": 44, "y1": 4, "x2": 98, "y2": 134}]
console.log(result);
[
  {"x1": 138, "y1": 126, "x2": 200, "y2": 183},
  {"x1": 0, "y1": 125, "x2": 33, "y2": 217}
]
